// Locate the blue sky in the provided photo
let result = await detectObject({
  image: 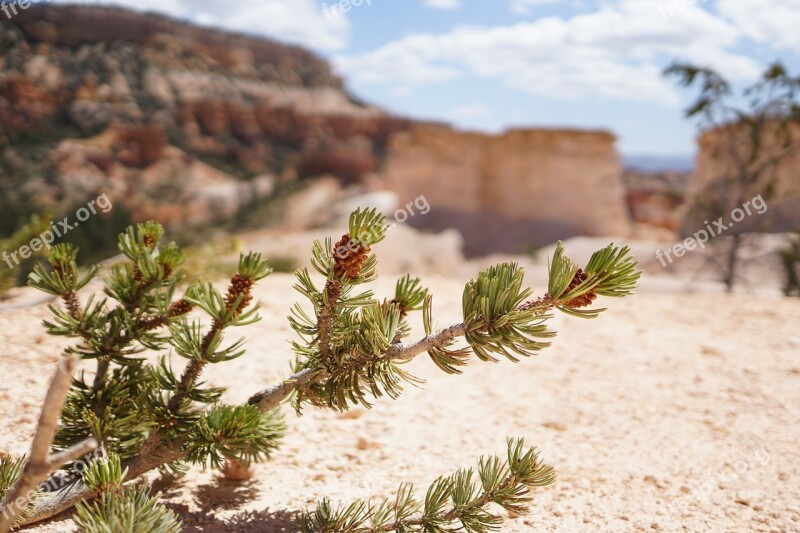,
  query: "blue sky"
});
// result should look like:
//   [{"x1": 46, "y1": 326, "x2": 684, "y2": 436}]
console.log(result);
[{"x1": 50, "y1": 0, "x2": 800, "y2": 158}]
